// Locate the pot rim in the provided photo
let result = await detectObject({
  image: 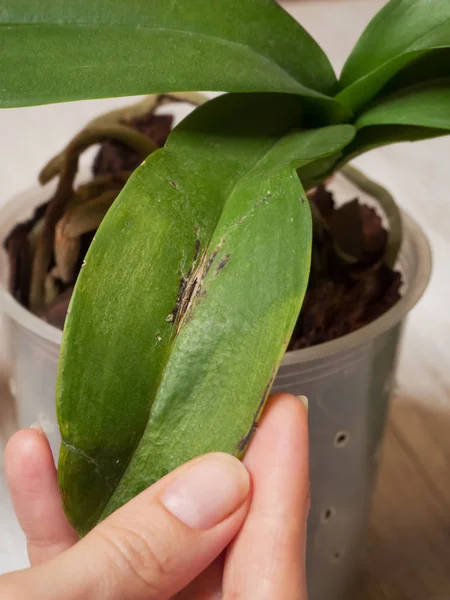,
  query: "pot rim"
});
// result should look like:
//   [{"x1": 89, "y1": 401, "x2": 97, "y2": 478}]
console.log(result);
[{"x1": 0, "y1": 173, "x2": 432, "y2": 359}]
